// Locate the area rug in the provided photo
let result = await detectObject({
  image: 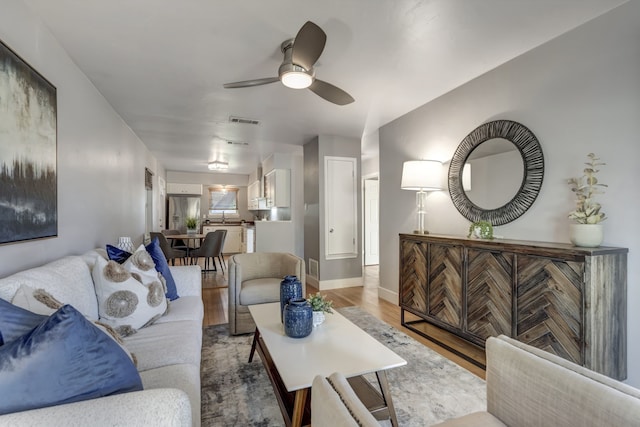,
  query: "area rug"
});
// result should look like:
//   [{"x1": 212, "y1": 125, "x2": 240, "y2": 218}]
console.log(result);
[{"x1": 200, "y1": 307, "x2": 486, "y2": 426}]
